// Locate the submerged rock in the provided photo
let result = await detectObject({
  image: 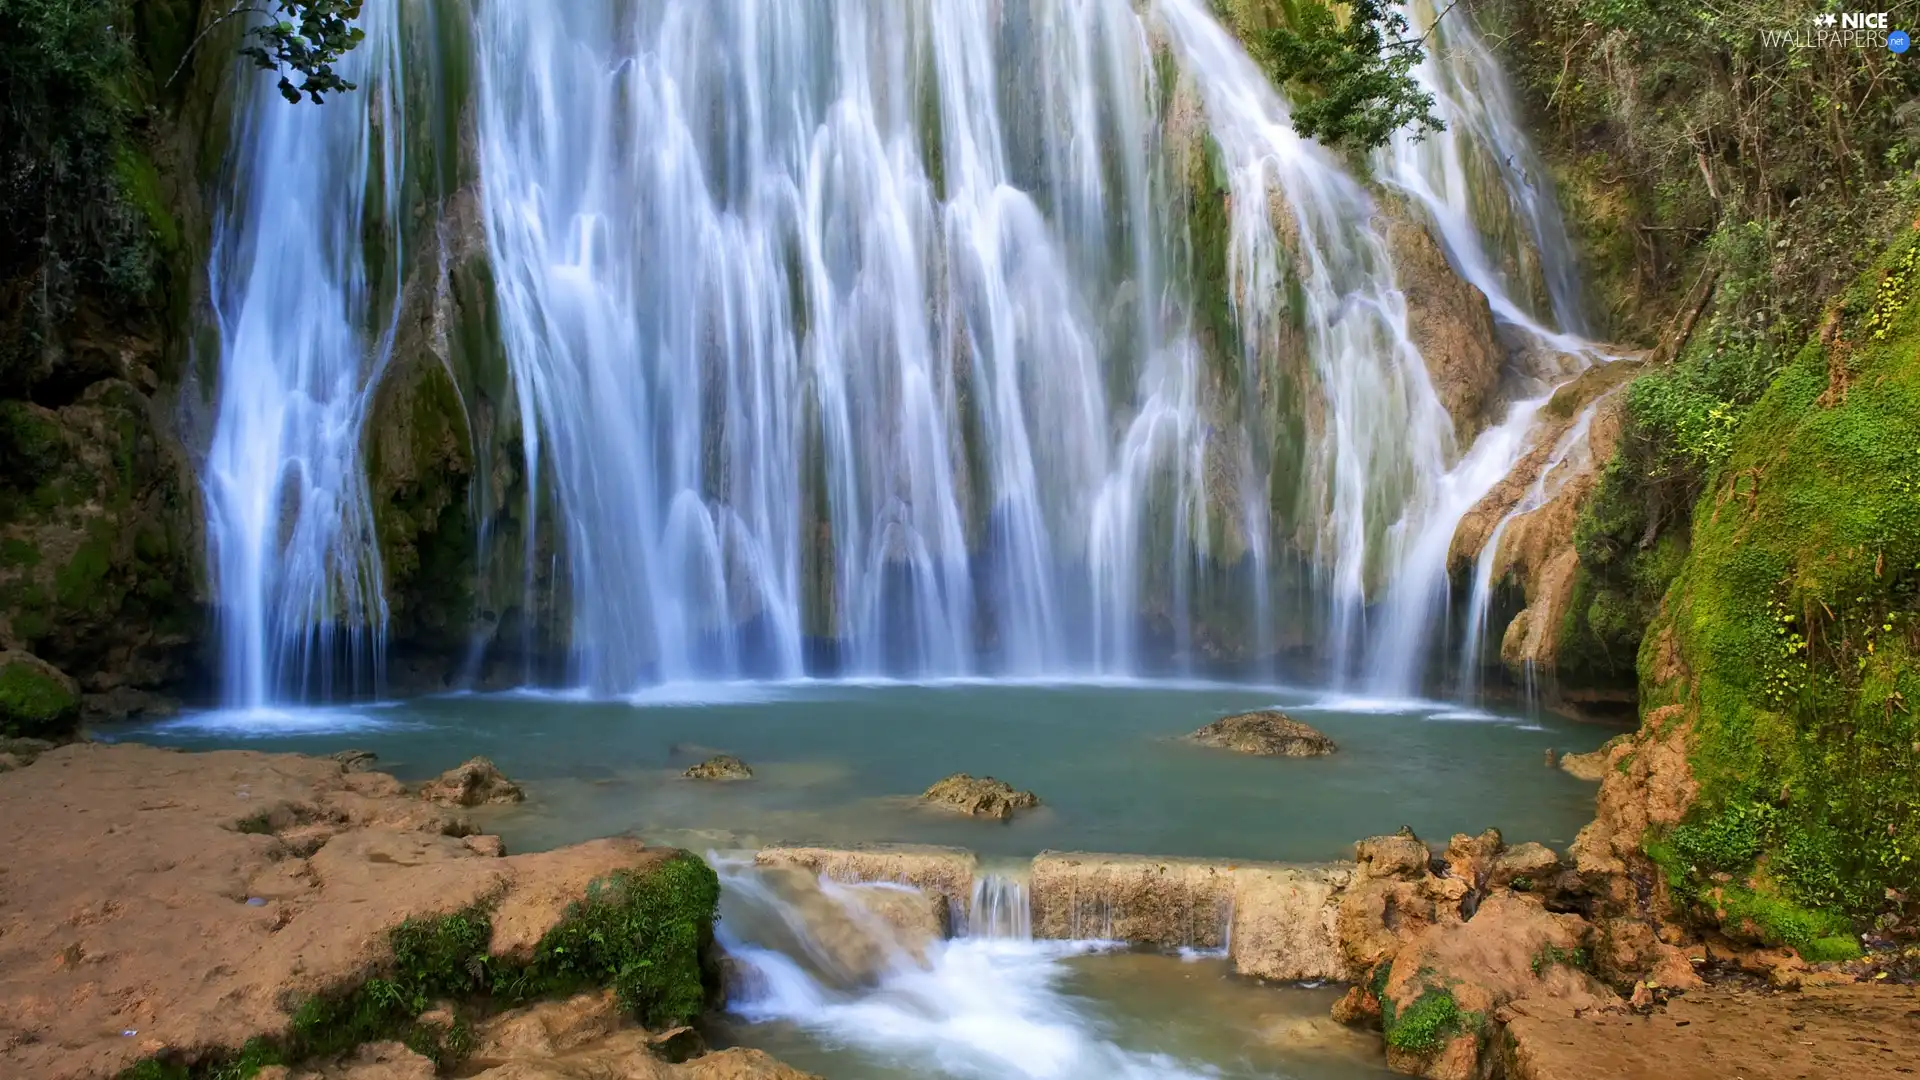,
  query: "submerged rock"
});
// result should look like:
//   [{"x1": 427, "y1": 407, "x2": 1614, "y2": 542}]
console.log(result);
[
  {"x1": 1188, "y1": 710, "x2": 1336, "y2": 757},
  {"x1": 919, "y1": 773, "x2": 1039, "y2": 820},
  {"x1": 684, "y1": 754, "x2": 753, "y2": 781},
  {"x1": 419, "y1": 756, "x2": 525, "y2": 807}
]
